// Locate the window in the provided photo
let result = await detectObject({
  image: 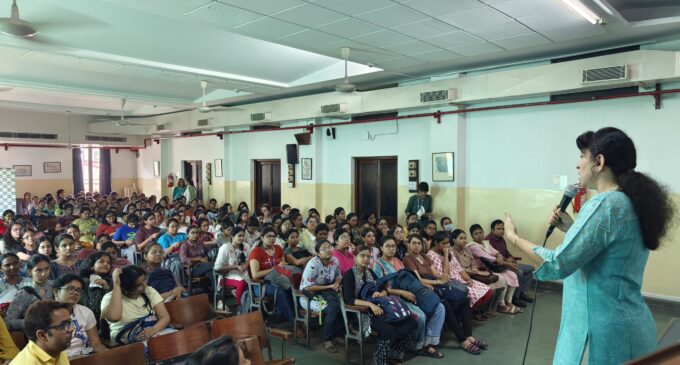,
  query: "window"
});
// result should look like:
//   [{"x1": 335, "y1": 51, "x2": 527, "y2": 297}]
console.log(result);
[{"x1": 81, "y1": 147, "x2": 100, "y2": 193}]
